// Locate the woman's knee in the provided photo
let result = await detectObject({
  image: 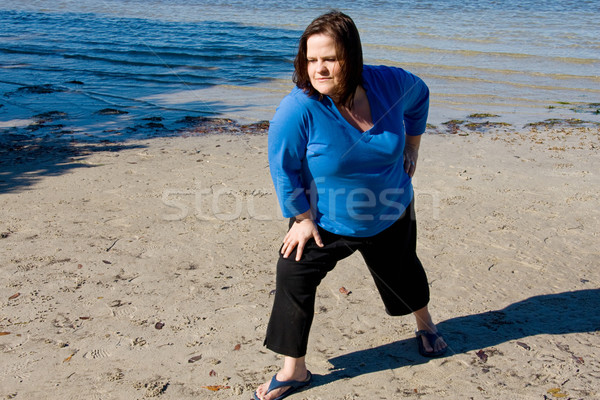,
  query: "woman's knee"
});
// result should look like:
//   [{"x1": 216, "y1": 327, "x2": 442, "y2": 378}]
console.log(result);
[{"x1": 275, "y1": 257, "x2": 332, "y2": 293}]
